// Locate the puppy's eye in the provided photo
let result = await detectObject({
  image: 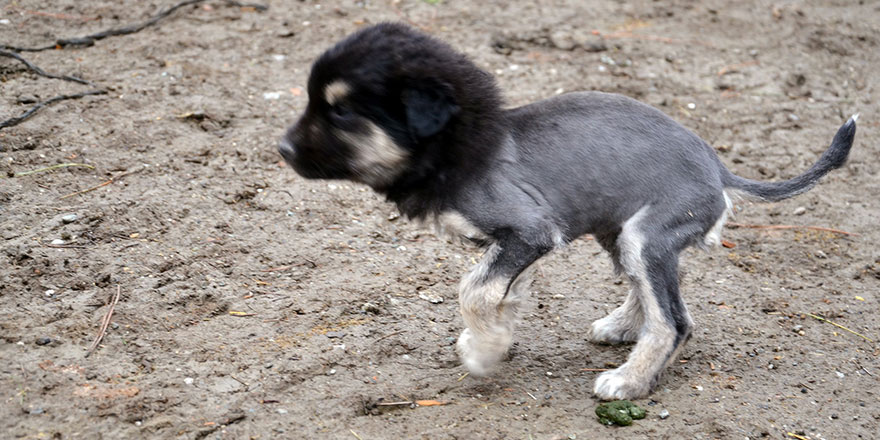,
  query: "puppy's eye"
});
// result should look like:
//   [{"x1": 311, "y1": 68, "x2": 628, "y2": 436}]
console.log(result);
[{"x1": 329, "y1": 104, "x2": 354, "y2": 121}]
